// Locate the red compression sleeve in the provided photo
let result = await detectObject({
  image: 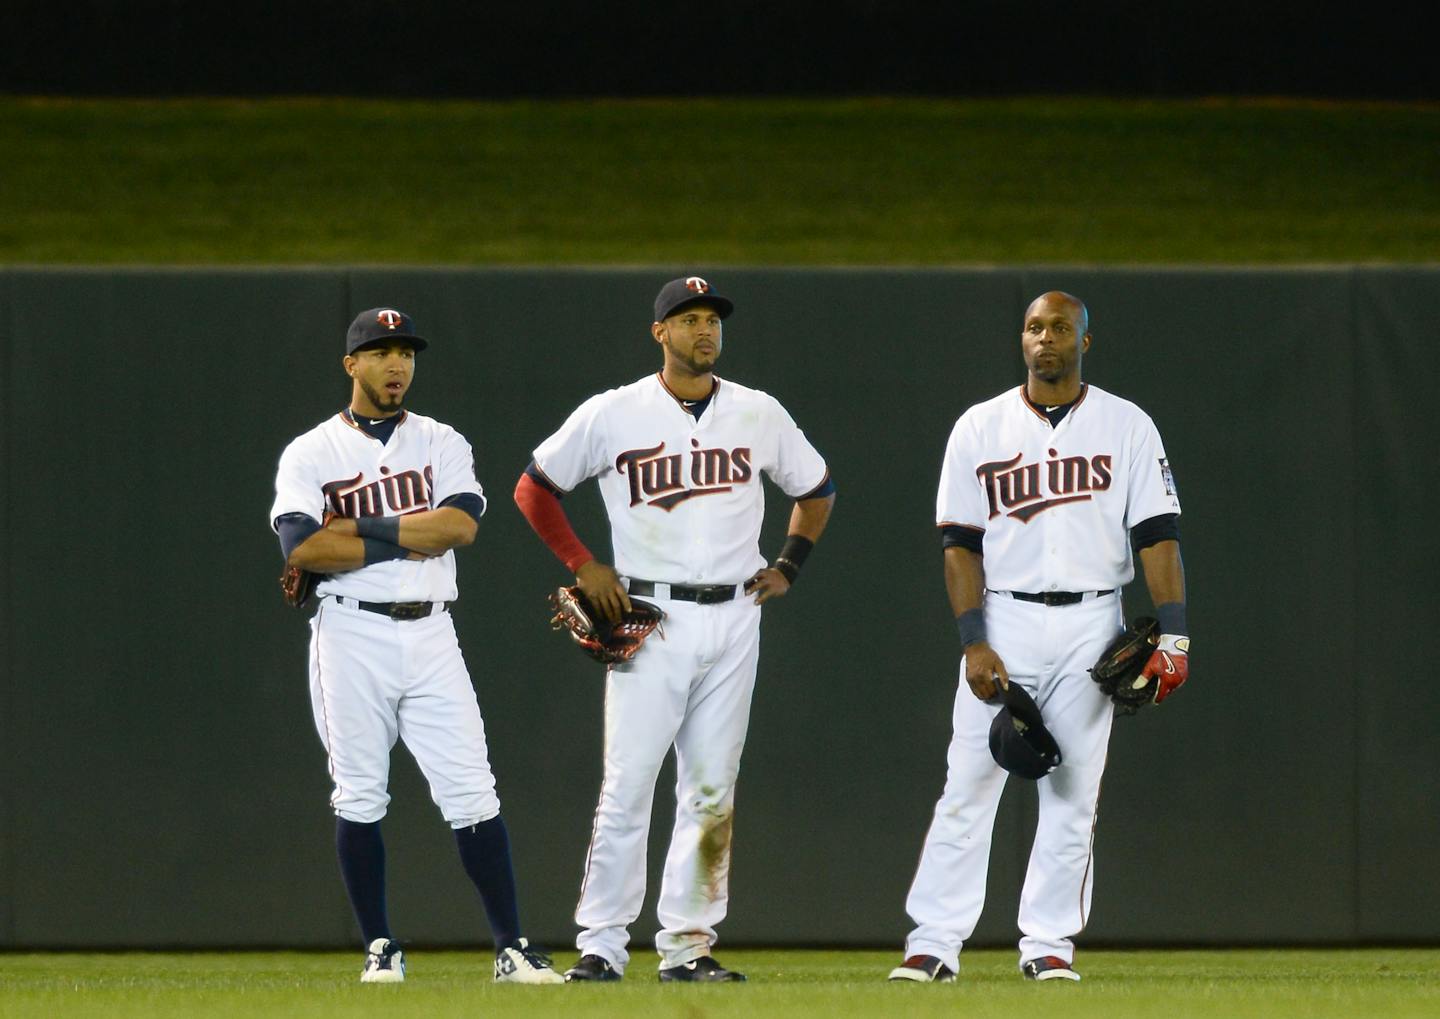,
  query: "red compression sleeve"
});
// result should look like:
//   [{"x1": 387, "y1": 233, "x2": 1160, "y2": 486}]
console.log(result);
[{"x1": 513, "y1": 473, "x2": 594, "y2": 574}]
